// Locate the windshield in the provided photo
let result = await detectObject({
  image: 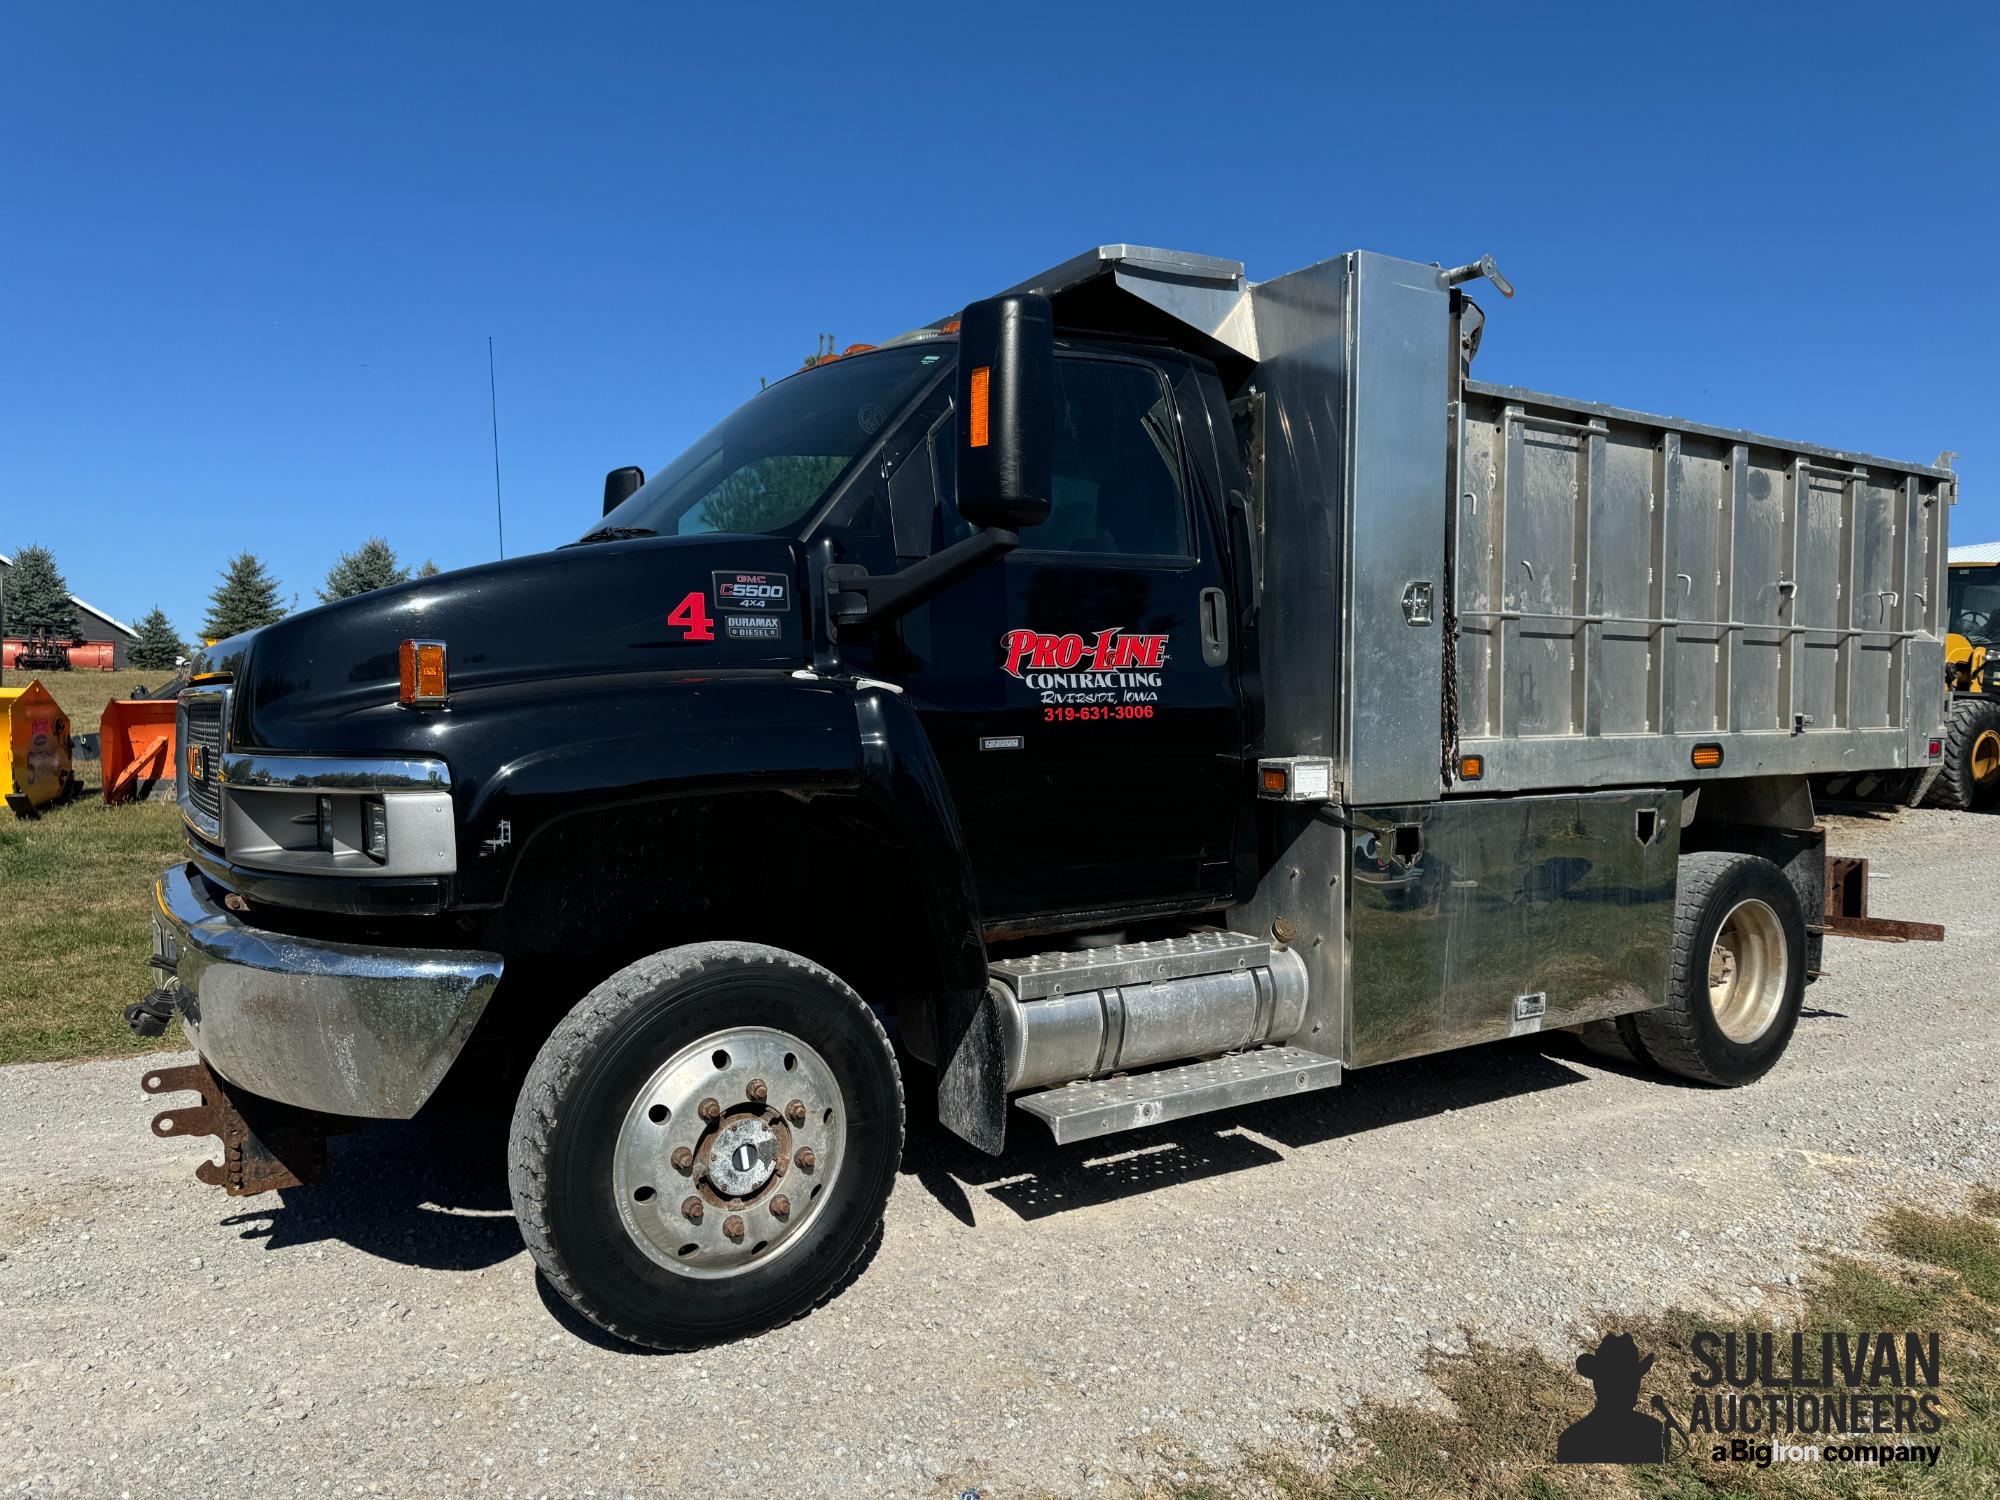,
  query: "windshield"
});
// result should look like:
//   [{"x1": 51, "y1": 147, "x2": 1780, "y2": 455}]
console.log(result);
[
  {"x1": 589, "y1": 346, "x2": 946, "y2": 540},
  {"x1": 1949, "y1": 564, "x2": 2000, "y2": 646}
]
